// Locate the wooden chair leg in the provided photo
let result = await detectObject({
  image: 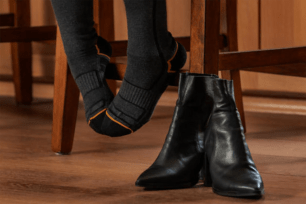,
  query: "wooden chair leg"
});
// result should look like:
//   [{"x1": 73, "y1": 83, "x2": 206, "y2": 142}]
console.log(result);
[
  {"x1": 52, "y1": 0, "x2": 117, "y2": 154},
  {"x1": 190, "y1": 0, "x2": 220, "y2": 75},
  {"x1": 51, "y1": 27, "x2": 80, "y2": 154},
  {"x1": 190, "y1": 0, "x2": 230, "y2": 73},
  {"x1": 189, "y1": 0, "x2": 247, "y2": 133},
  {"x1": 190, "y1": 0, "x2": 205, "y2": 73},
  {"x1": 203, "y1": 0, "x2": 220, "y2": 75},
  {"x1": 10, "y1": 42, "x2": 33, "y2": 104},
  {"x1": 9, "y1": 0, "x2": 32, "y2": 104},
  {"x1": 221, "y1": 0, "x2": 247, "y2": 131}
]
